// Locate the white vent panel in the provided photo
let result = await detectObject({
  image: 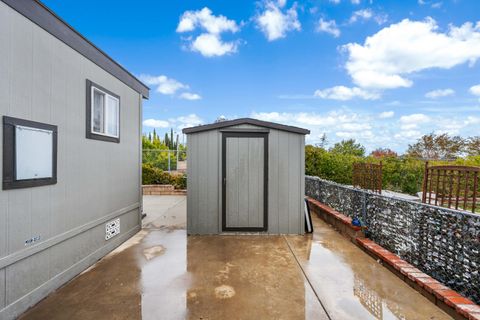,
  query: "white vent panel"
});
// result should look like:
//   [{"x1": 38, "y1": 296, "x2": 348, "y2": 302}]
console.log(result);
[{"x1": 105, "y1": 218, "x2": 120, "y2": 240}]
